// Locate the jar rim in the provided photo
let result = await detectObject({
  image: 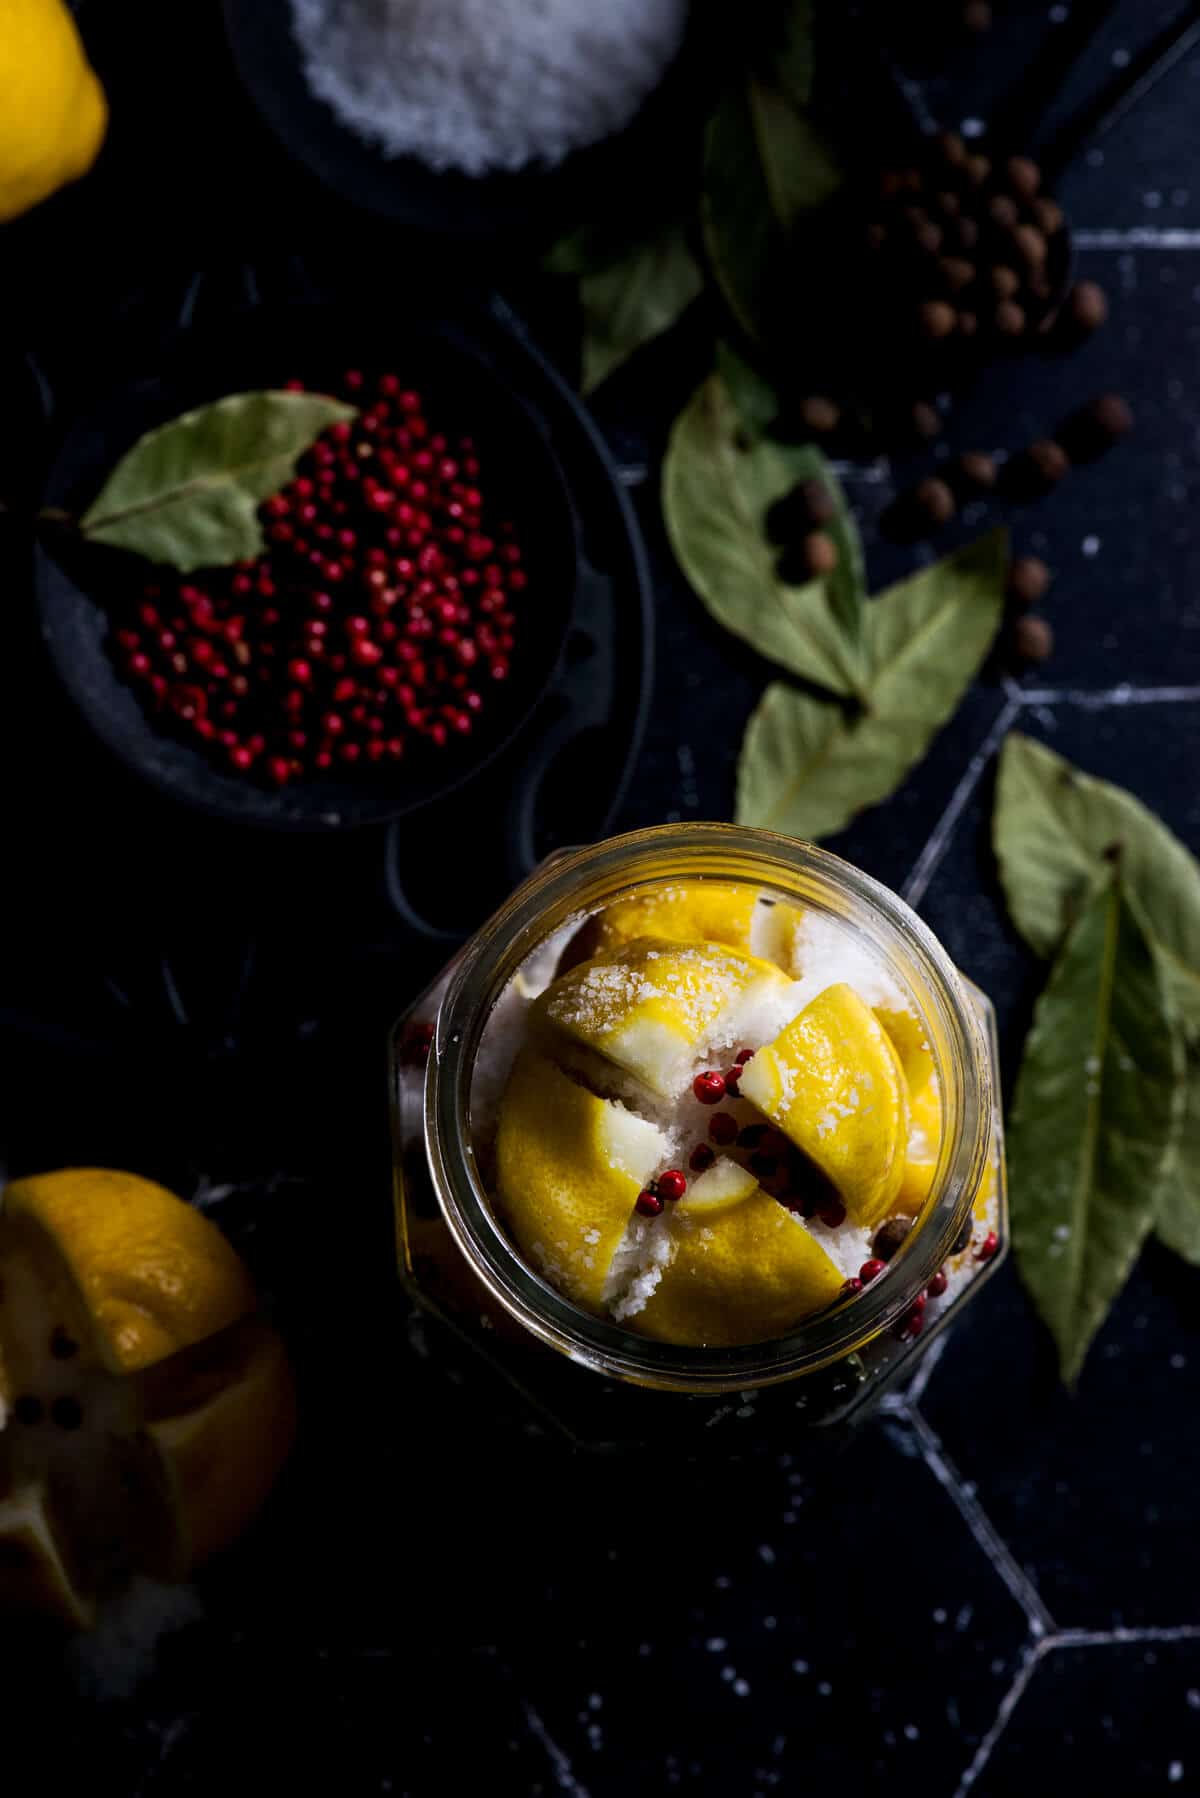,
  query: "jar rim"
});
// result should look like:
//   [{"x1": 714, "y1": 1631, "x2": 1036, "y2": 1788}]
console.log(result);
[{"x1": 425, "y1": 823, "x2": 993, "y2": 1393}]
